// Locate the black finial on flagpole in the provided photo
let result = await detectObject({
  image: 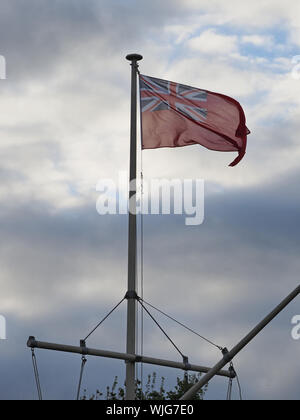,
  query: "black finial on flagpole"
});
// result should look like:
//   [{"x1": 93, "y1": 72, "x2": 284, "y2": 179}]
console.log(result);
[{"x1": 126, "y1": 53, "x2": 143, "y2": 62}]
